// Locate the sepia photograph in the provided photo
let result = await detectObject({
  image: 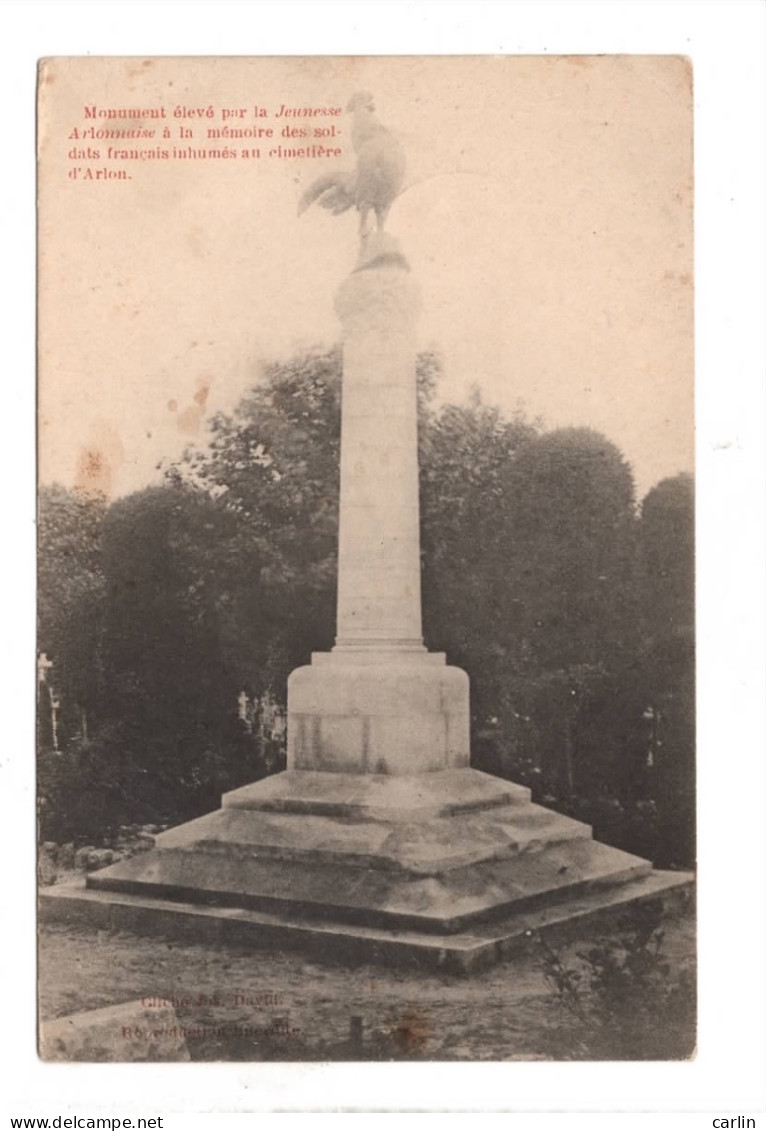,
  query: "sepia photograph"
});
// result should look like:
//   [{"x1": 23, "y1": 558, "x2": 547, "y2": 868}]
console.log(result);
[{"x1": 35, "y1": 53, "x2": 697, "y2": 1065}]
